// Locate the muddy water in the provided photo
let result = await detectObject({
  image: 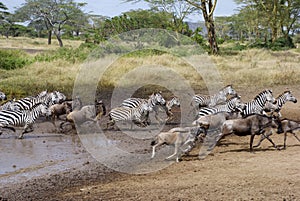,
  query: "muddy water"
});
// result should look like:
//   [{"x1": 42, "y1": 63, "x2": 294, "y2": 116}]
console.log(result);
[{"x1": 0, "y1": 133, "x2": 86, "y2": 186}]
